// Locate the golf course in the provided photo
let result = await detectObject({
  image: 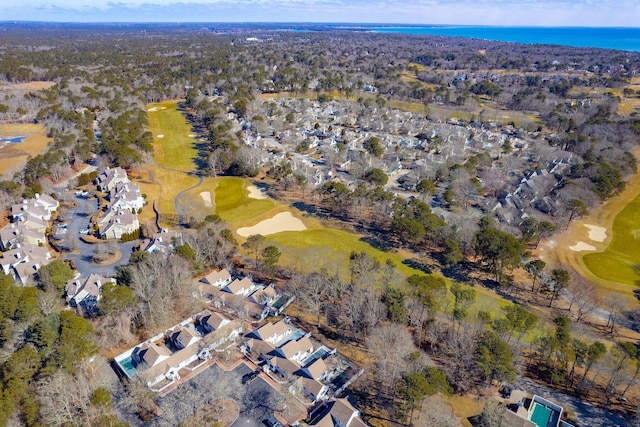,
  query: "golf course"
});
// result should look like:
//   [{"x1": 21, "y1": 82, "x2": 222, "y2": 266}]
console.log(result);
[{"x1": 141, "y1": 100, "x2": 508, "y2": 315}]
